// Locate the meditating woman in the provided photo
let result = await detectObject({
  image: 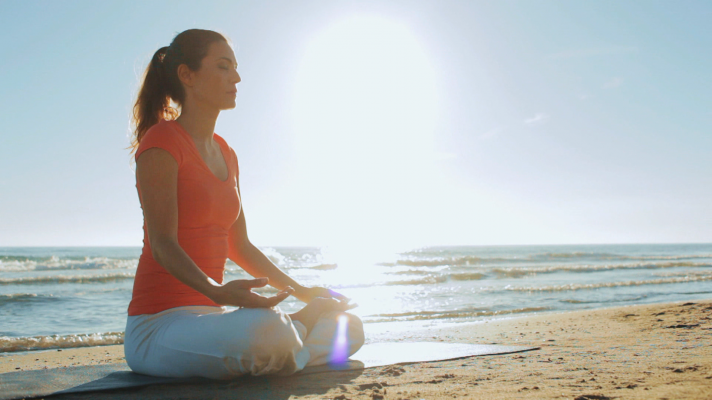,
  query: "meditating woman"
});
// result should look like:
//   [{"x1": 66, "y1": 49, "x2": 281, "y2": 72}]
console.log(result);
[{"x1": 124, "y1": 29, "x2": 364, "y2": 379}]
